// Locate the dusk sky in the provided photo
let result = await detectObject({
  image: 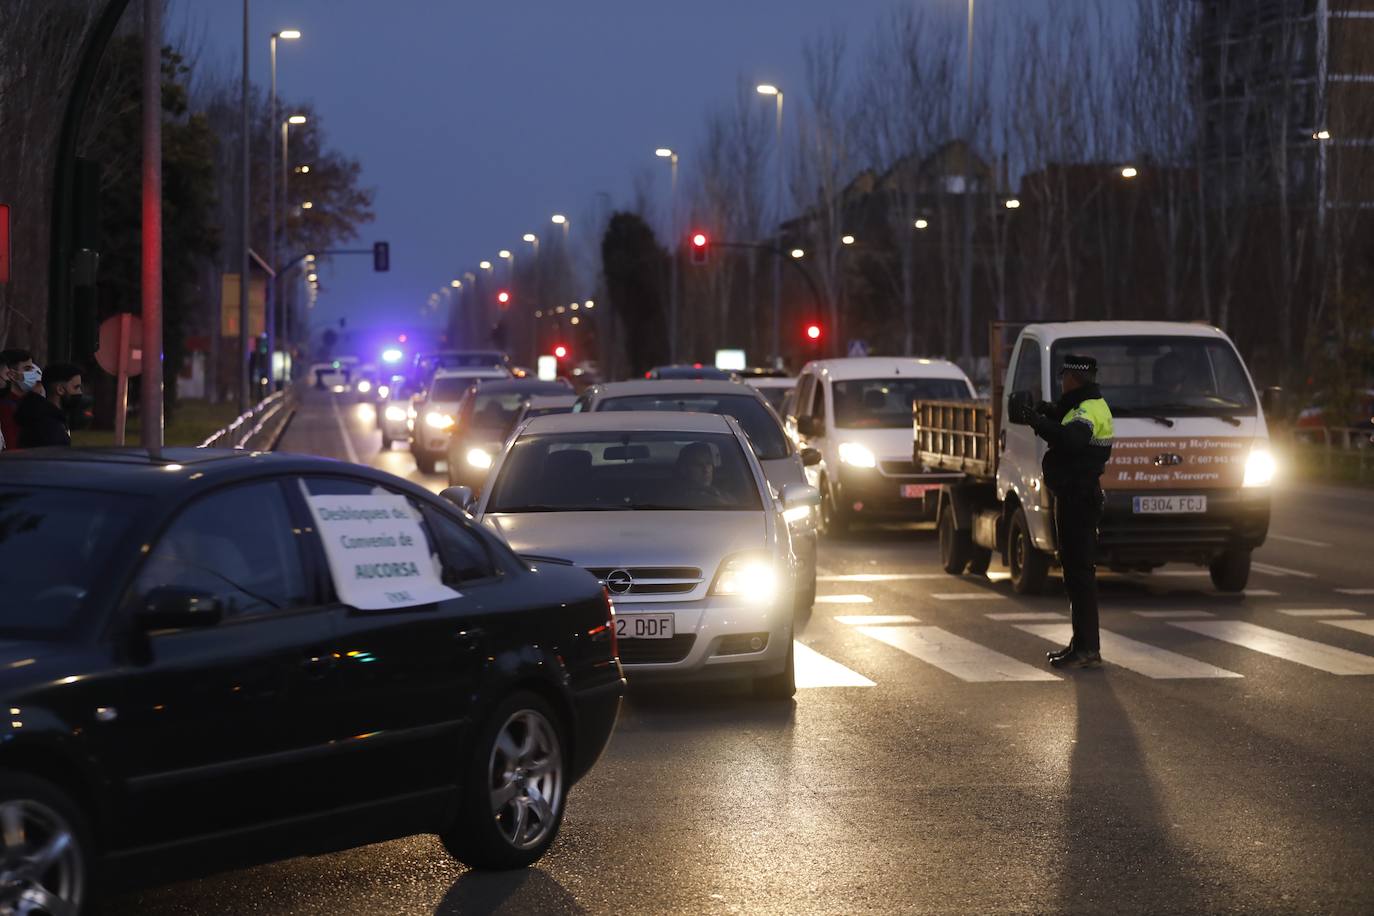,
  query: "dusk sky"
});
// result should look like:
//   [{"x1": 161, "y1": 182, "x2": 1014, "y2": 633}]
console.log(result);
[{"x1": 179, "y1": 1, "x2": 1059, "y2": 338}]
